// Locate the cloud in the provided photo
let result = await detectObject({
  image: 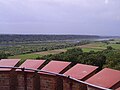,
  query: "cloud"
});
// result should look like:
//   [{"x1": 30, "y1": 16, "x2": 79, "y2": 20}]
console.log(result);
[
  {"x1": 0, "y1": 0, "x2": 120, "y2": 35},
  {"x1": 105, "y1": 0, "x2": 109, "y2": 4}
]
